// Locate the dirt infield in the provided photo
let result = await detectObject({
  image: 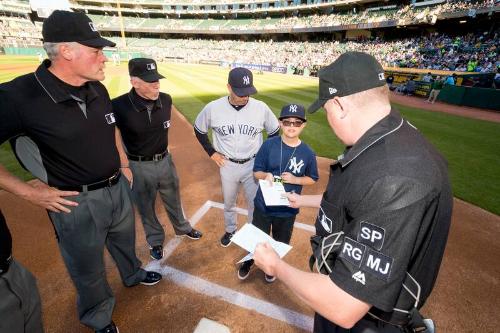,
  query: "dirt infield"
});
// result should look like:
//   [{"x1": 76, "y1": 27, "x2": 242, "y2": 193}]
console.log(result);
[{"x1": 2, "y1": 100, "x2": 499, "y2": 332}]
